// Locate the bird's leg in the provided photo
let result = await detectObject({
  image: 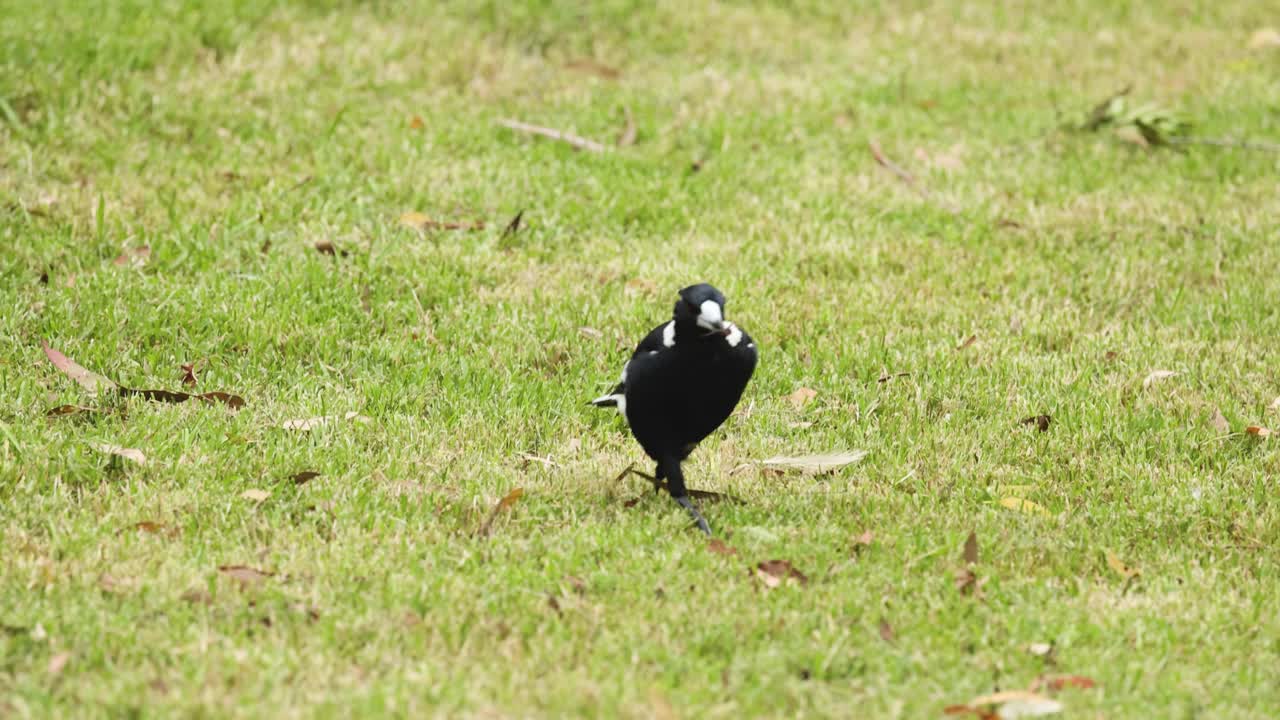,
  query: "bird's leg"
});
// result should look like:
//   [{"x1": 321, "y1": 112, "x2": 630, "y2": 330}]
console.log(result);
[{"x1": 662, "y1": 457, "x2": 712, "y2": 536}]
